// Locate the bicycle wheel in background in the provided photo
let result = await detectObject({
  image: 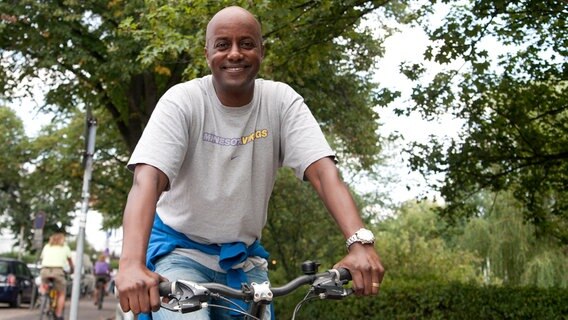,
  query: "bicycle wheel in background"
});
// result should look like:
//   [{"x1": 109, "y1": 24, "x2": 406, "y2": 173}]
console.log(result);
[
  {"x1": 30, "y1": 284, "x2": 39, "y2": 310},
  {"x1": 96, "y1": 281, "x2": 104, "y2": 310},
  {"x1": 38, "y1": 294, "x2": 49, "y2": 320},
  {"x1": 97, "y1": 288, "x2": 104, "y2": 310}
]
